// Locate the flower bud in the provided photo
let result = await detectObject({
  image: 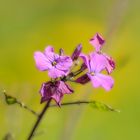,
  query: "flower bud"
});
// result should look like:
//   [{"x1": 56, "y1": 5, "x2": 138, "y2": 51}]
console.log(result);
[
  {"x1": 75, "y1": 74, "x2": 90, "y2": 84},
  {"x1": 71, "y1": 44, "x2": 82, "y2": 61}
]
